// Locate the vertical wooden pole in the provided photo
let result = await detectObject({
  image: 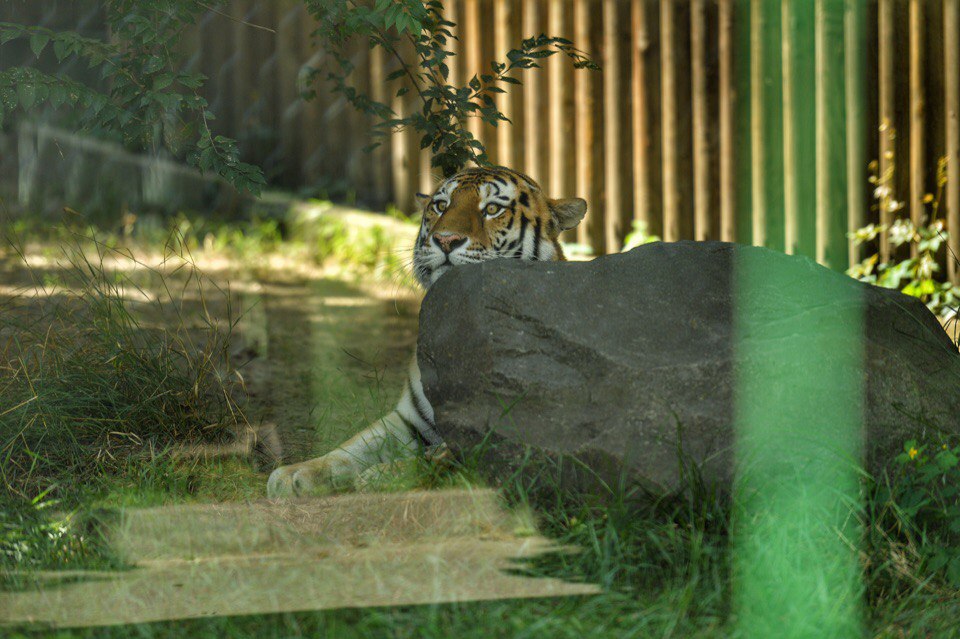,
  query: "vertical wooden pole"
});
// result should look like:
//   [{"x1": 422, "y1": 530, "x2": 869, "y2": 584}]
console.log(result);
[
  {"x1": 477, "y1": 0, "x2": 499, "y2": 163},
  {"x1": 347, "y1": 42, "x2": 371, "y2": 199},
  {"x1": 604, "y1": 0, "x2": 629, "y2": 250},
  {"x1": 750, "y1": 0, "x2": 785, "y2": 251},
  {"x1": 691, "y1": 0, "x2": 711, "y2": 241},
  {"x1": 256, "y1": 3, "x2": 279, "y2": 173},
  {"x1": 782, "y1": 0, "x2": 816, "y2": 258},
  {"x1": 418, "y1": 6, "x2": 436, "y2": 190},
  {"x1": 463, "y1": 0, "x2": 483, "y2": 153},
  {"x1": 180, "y1": 13, "x2": 202, "y2": 75},
  {"x1": 947, "y1": 0, "x2": 960, "y2": 283},
  {"x1": 734, "y1": 0, "x2": 754, "y2": 245},
  {"x1": 390, "y1": 41, "x2": 418, "y2": 213},
  {"x1": 782, "y1": 0, "x2": 796, "y2": 253},
  {"x1": 391, "y1": 95, "x2": 418, "y2": 214},
  {"x1": 369, "y1": 47, "x2": 392, "y2": 206},
  {"x1": 277, "y1": 1, "x2": 304, "y2": 188},
  {"x1": 201, "y1": 9, "x2": 234, "y2": 150},
  {"x1": 548, "y1": 0, "x2": 577, "y2": 244},
  {"x1": 299, "y1": 15, "x2": 325, "y2": 184},
  {"x1": 232, "y1": 0, "x2": 254, "y2": 139},
  {"x1": 446, "y1": 0, "x2": 463, "y2": 85},
  {"x1": 750, "y1": 0, "x2": 764, "y2": 247},
  {"x1": 845, "y1": 0, "x2": 867, "y2": 268},
  {"x1": 574, "y1": 0, "x2": 605, "y2": 253},
  {"x1": 815, "y1": 0, "x2": 848, "y2": 270},
  {"x1": 719, "y1": 0, "x2": 737, "y2": 242},
  {"x1": 445, "y1": 0, "x2": 465, "y2": 178},
  {"x1": 631, "y1": 0, "x2": 663, "y2": 238},
  {"x1": 661, "y1": 0, "x2": 681, "y2": 242},
  {"x1": 523, "y1": 0, "x2": 548, "y2": 185},
  {"x1": 878, "y1": 0, "x2": 895, "y2": 263},
  {"x1": 908, "y1": 0, "x2": 925, "y2": 257},
  {"x1": 495, "y1": 0, "x2": 522, "y2": 170}
]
